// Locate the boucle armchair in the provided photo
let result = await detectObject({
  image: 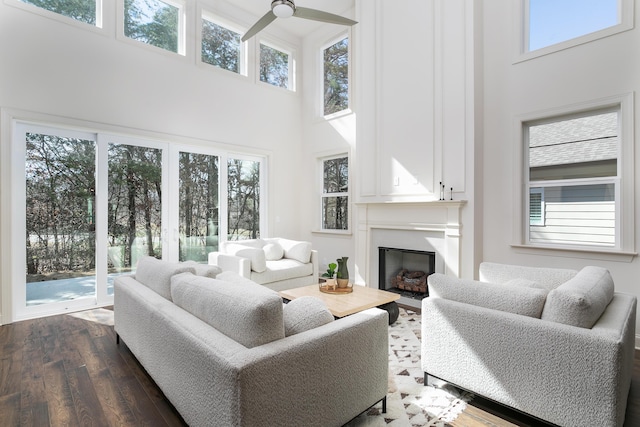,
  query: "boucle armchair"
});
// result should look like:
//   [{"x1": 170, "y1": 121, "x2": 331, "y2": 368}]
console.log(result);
[{"x1": 421, "y1": 262, "x2": 636, "y2": 427}]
